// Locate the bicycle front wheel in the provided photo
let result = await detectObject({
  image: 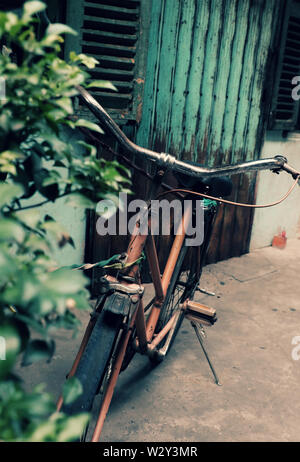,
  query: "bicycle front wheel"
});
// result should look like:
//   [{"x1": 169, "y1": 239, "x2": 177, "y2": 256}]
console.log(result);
[{"x1": 61, "y1": 307, "x2": 124, "y2": 418}]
